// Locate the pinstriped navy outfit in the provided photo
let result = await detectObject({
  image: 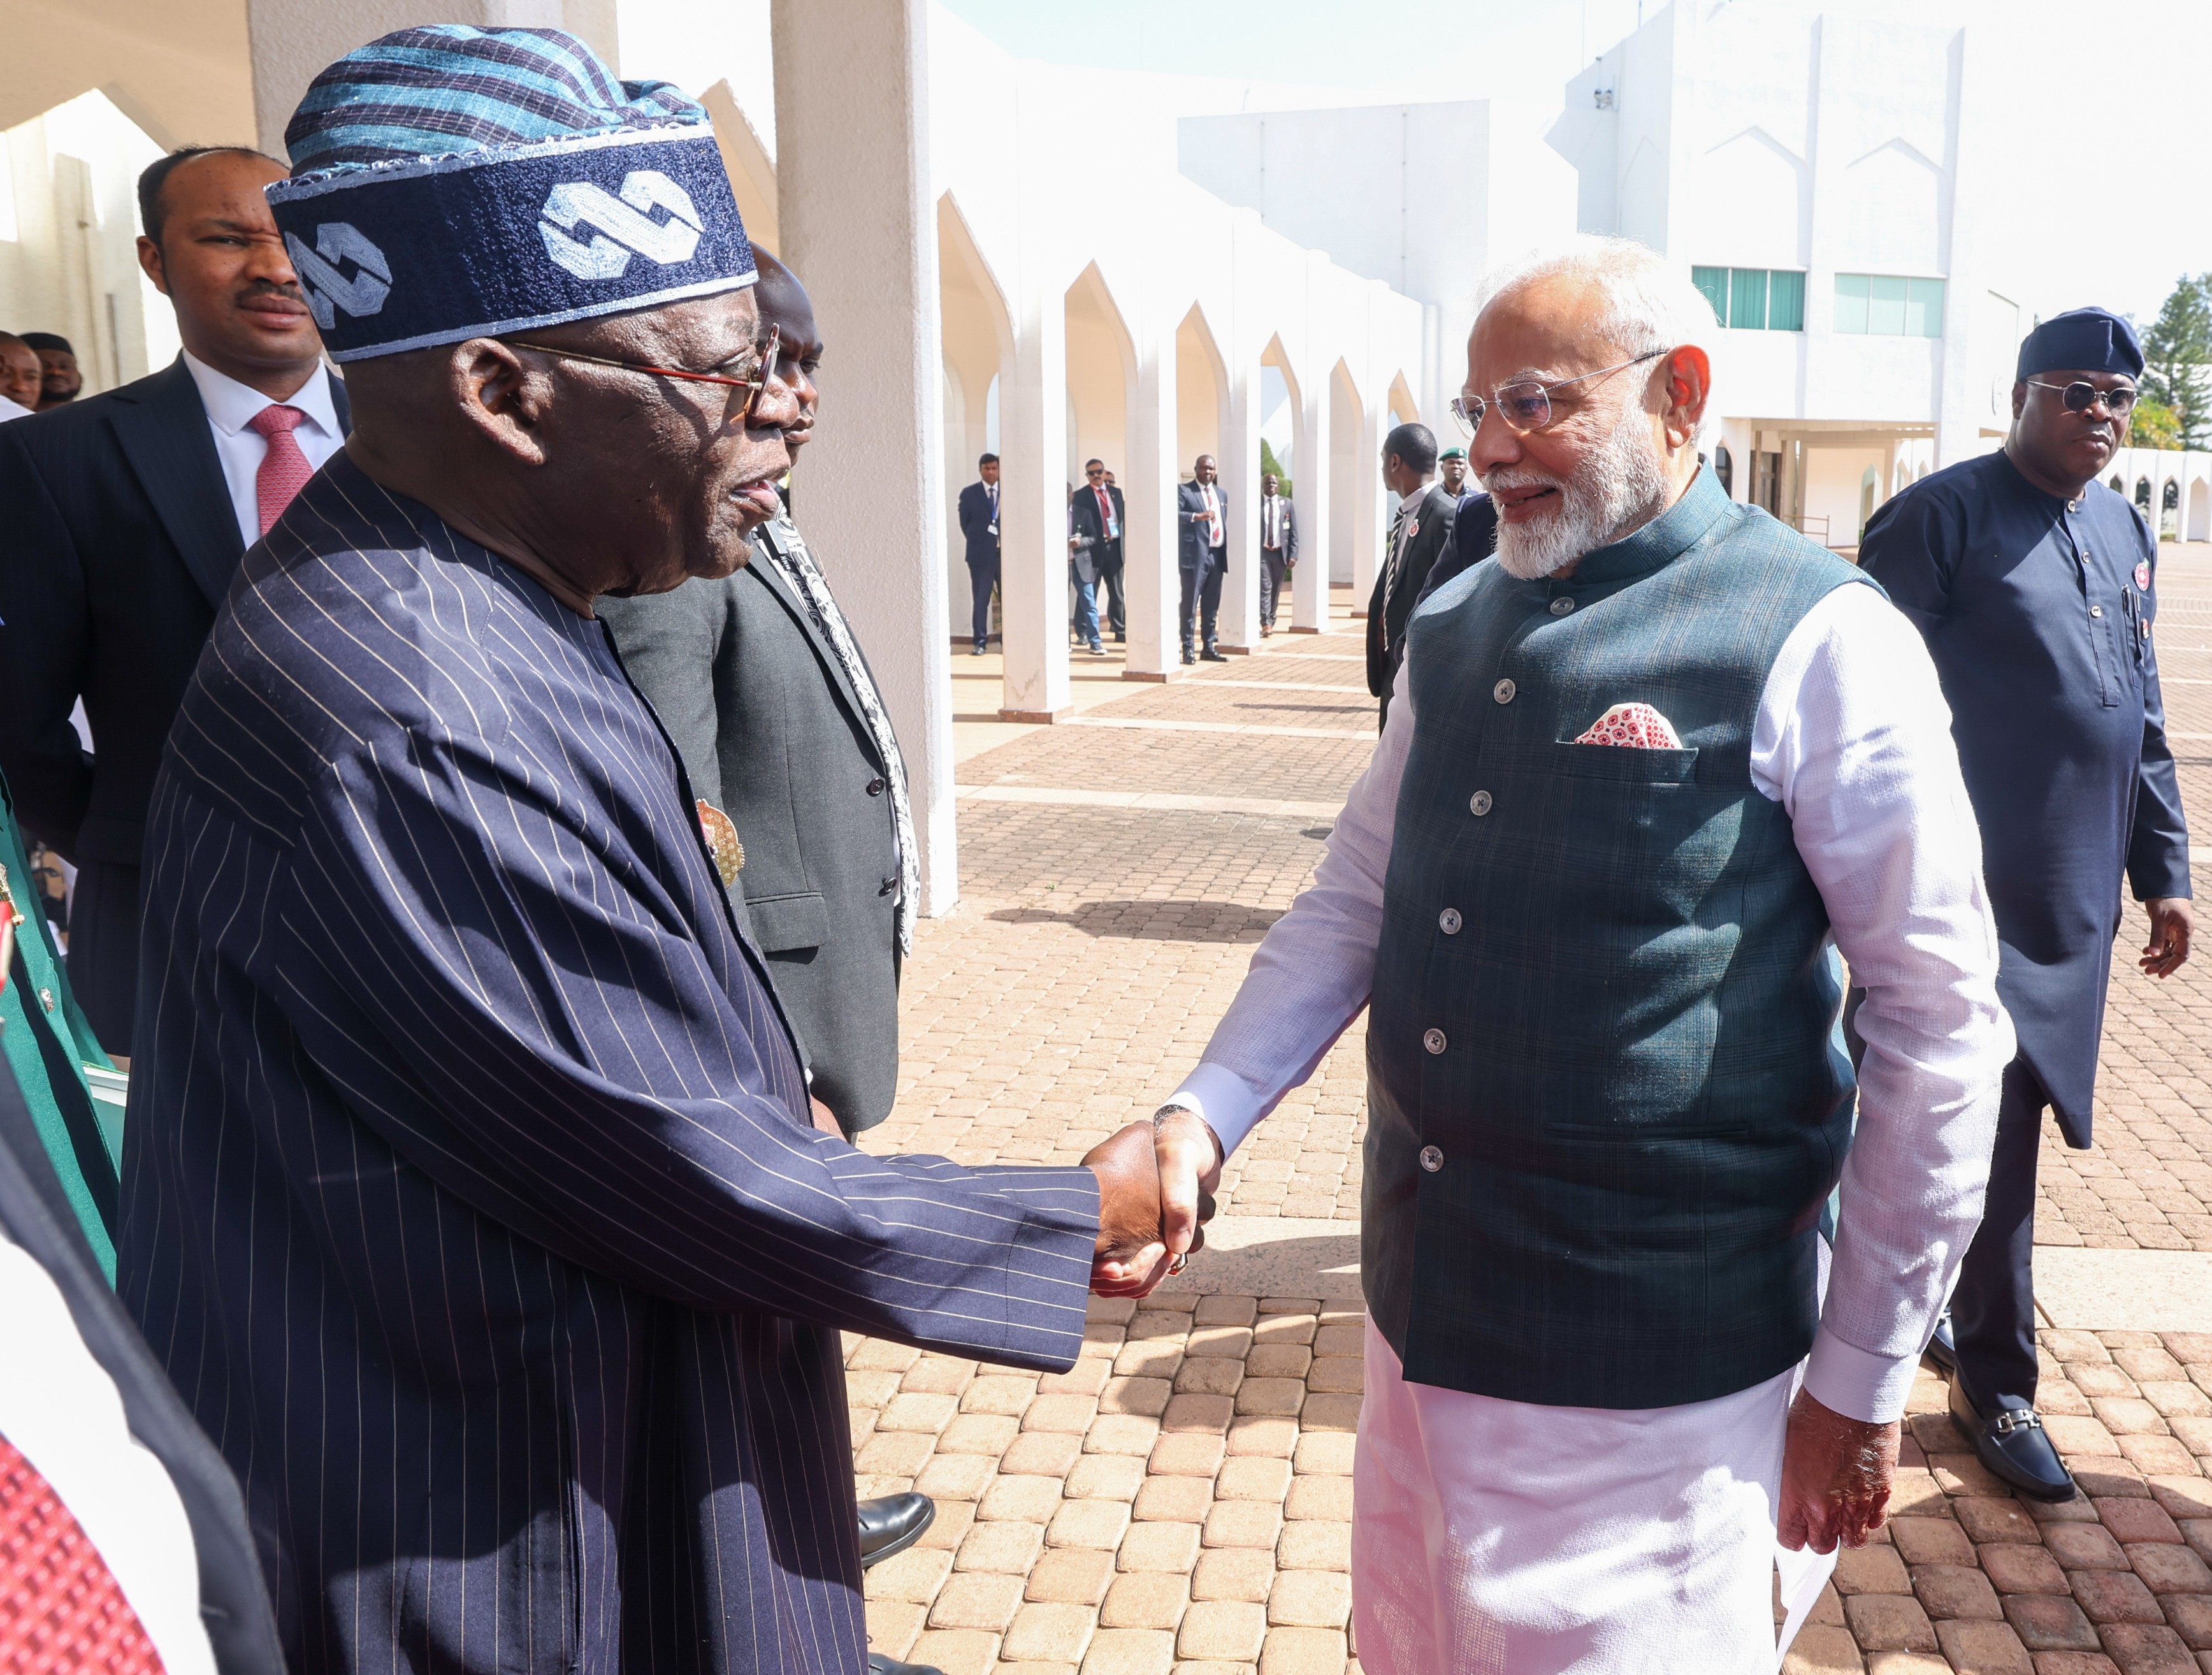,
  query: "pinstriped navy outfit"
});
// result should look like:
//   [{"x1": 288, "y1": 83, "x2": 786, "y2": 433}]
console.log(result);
[{"x1": 117, "y1": 455, "x2": 1099, "y2": 1673}]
